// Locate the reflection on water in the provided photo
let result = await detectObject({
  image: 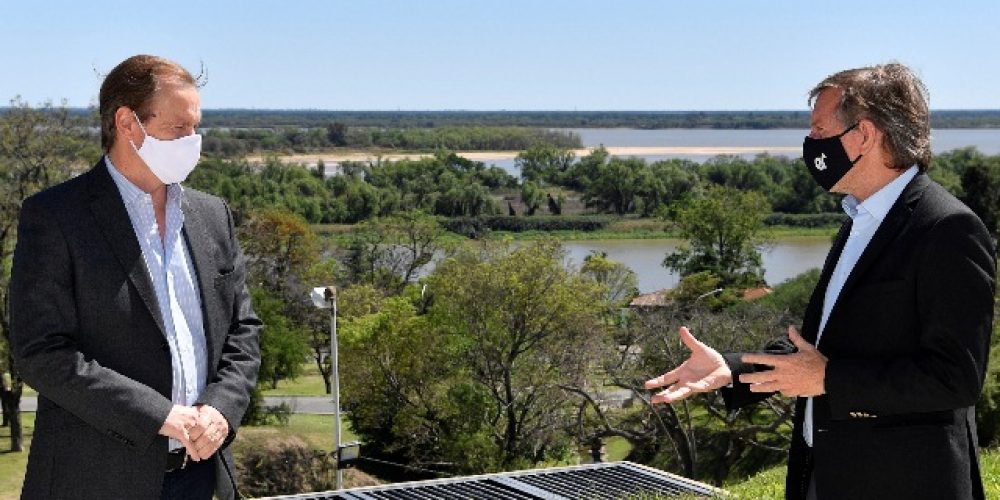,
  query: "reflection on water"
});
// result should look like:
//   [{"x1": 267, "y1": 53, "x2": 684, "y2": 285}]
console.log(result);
[{"x1": 561, "y1": 237, "x2": 832, "y2": 293}]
